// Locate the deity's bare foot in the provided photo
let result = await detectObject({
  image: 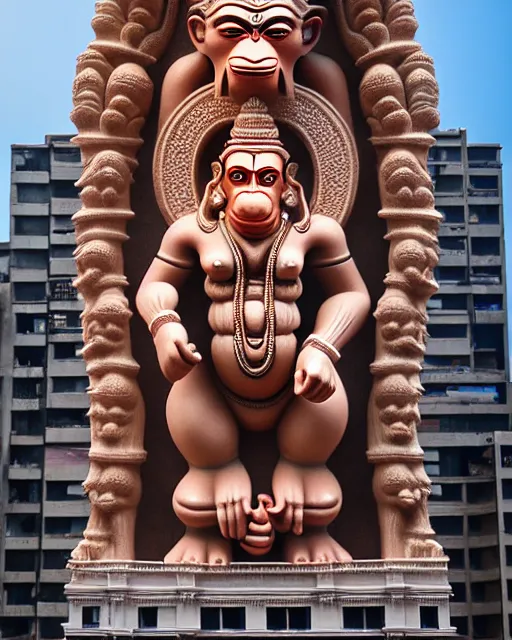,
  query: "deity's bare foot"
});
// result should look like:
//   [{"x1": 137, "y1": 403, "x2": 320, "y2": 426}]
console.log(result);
[
  {"x1": 164, "y1": 527, "x2": 232, "y2": 565},
  {"x1": 284, "y1": 528, "x2": 352, "y2": 564}
]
